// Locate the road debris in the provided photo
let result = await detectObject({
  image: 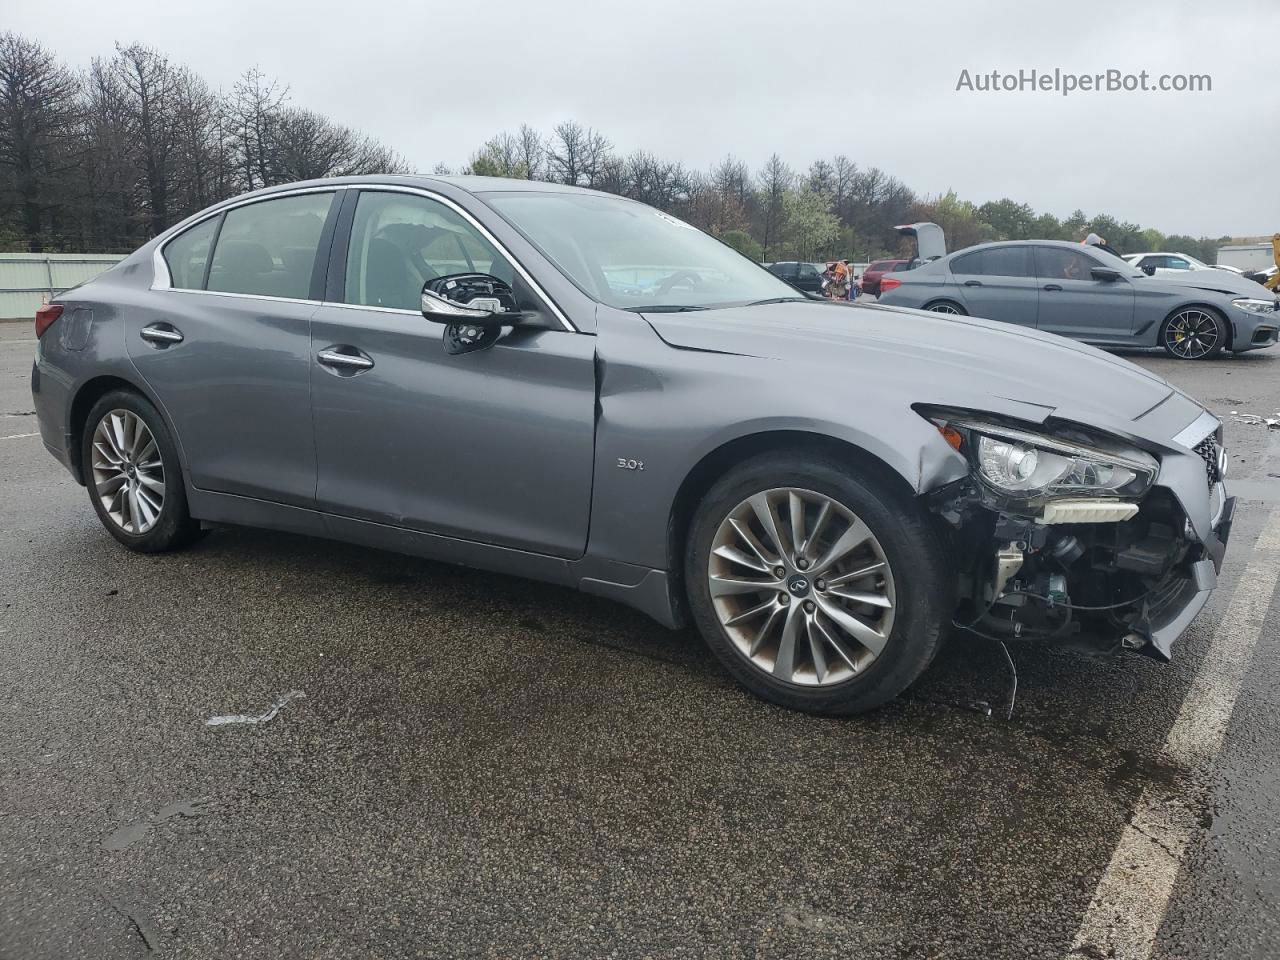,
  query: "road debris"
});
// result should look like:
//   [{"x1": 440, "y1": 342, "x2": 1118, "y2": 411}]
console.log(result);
[
  {"x1": 102, "y1": 797, "x2": 219, "y2": 852},
  {"x1": 1228, "y1": 410, "x2": 1280, "y2": 427},
  {"x1": 206, "y1": 689, "x2": 305, "y2": 727}
]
